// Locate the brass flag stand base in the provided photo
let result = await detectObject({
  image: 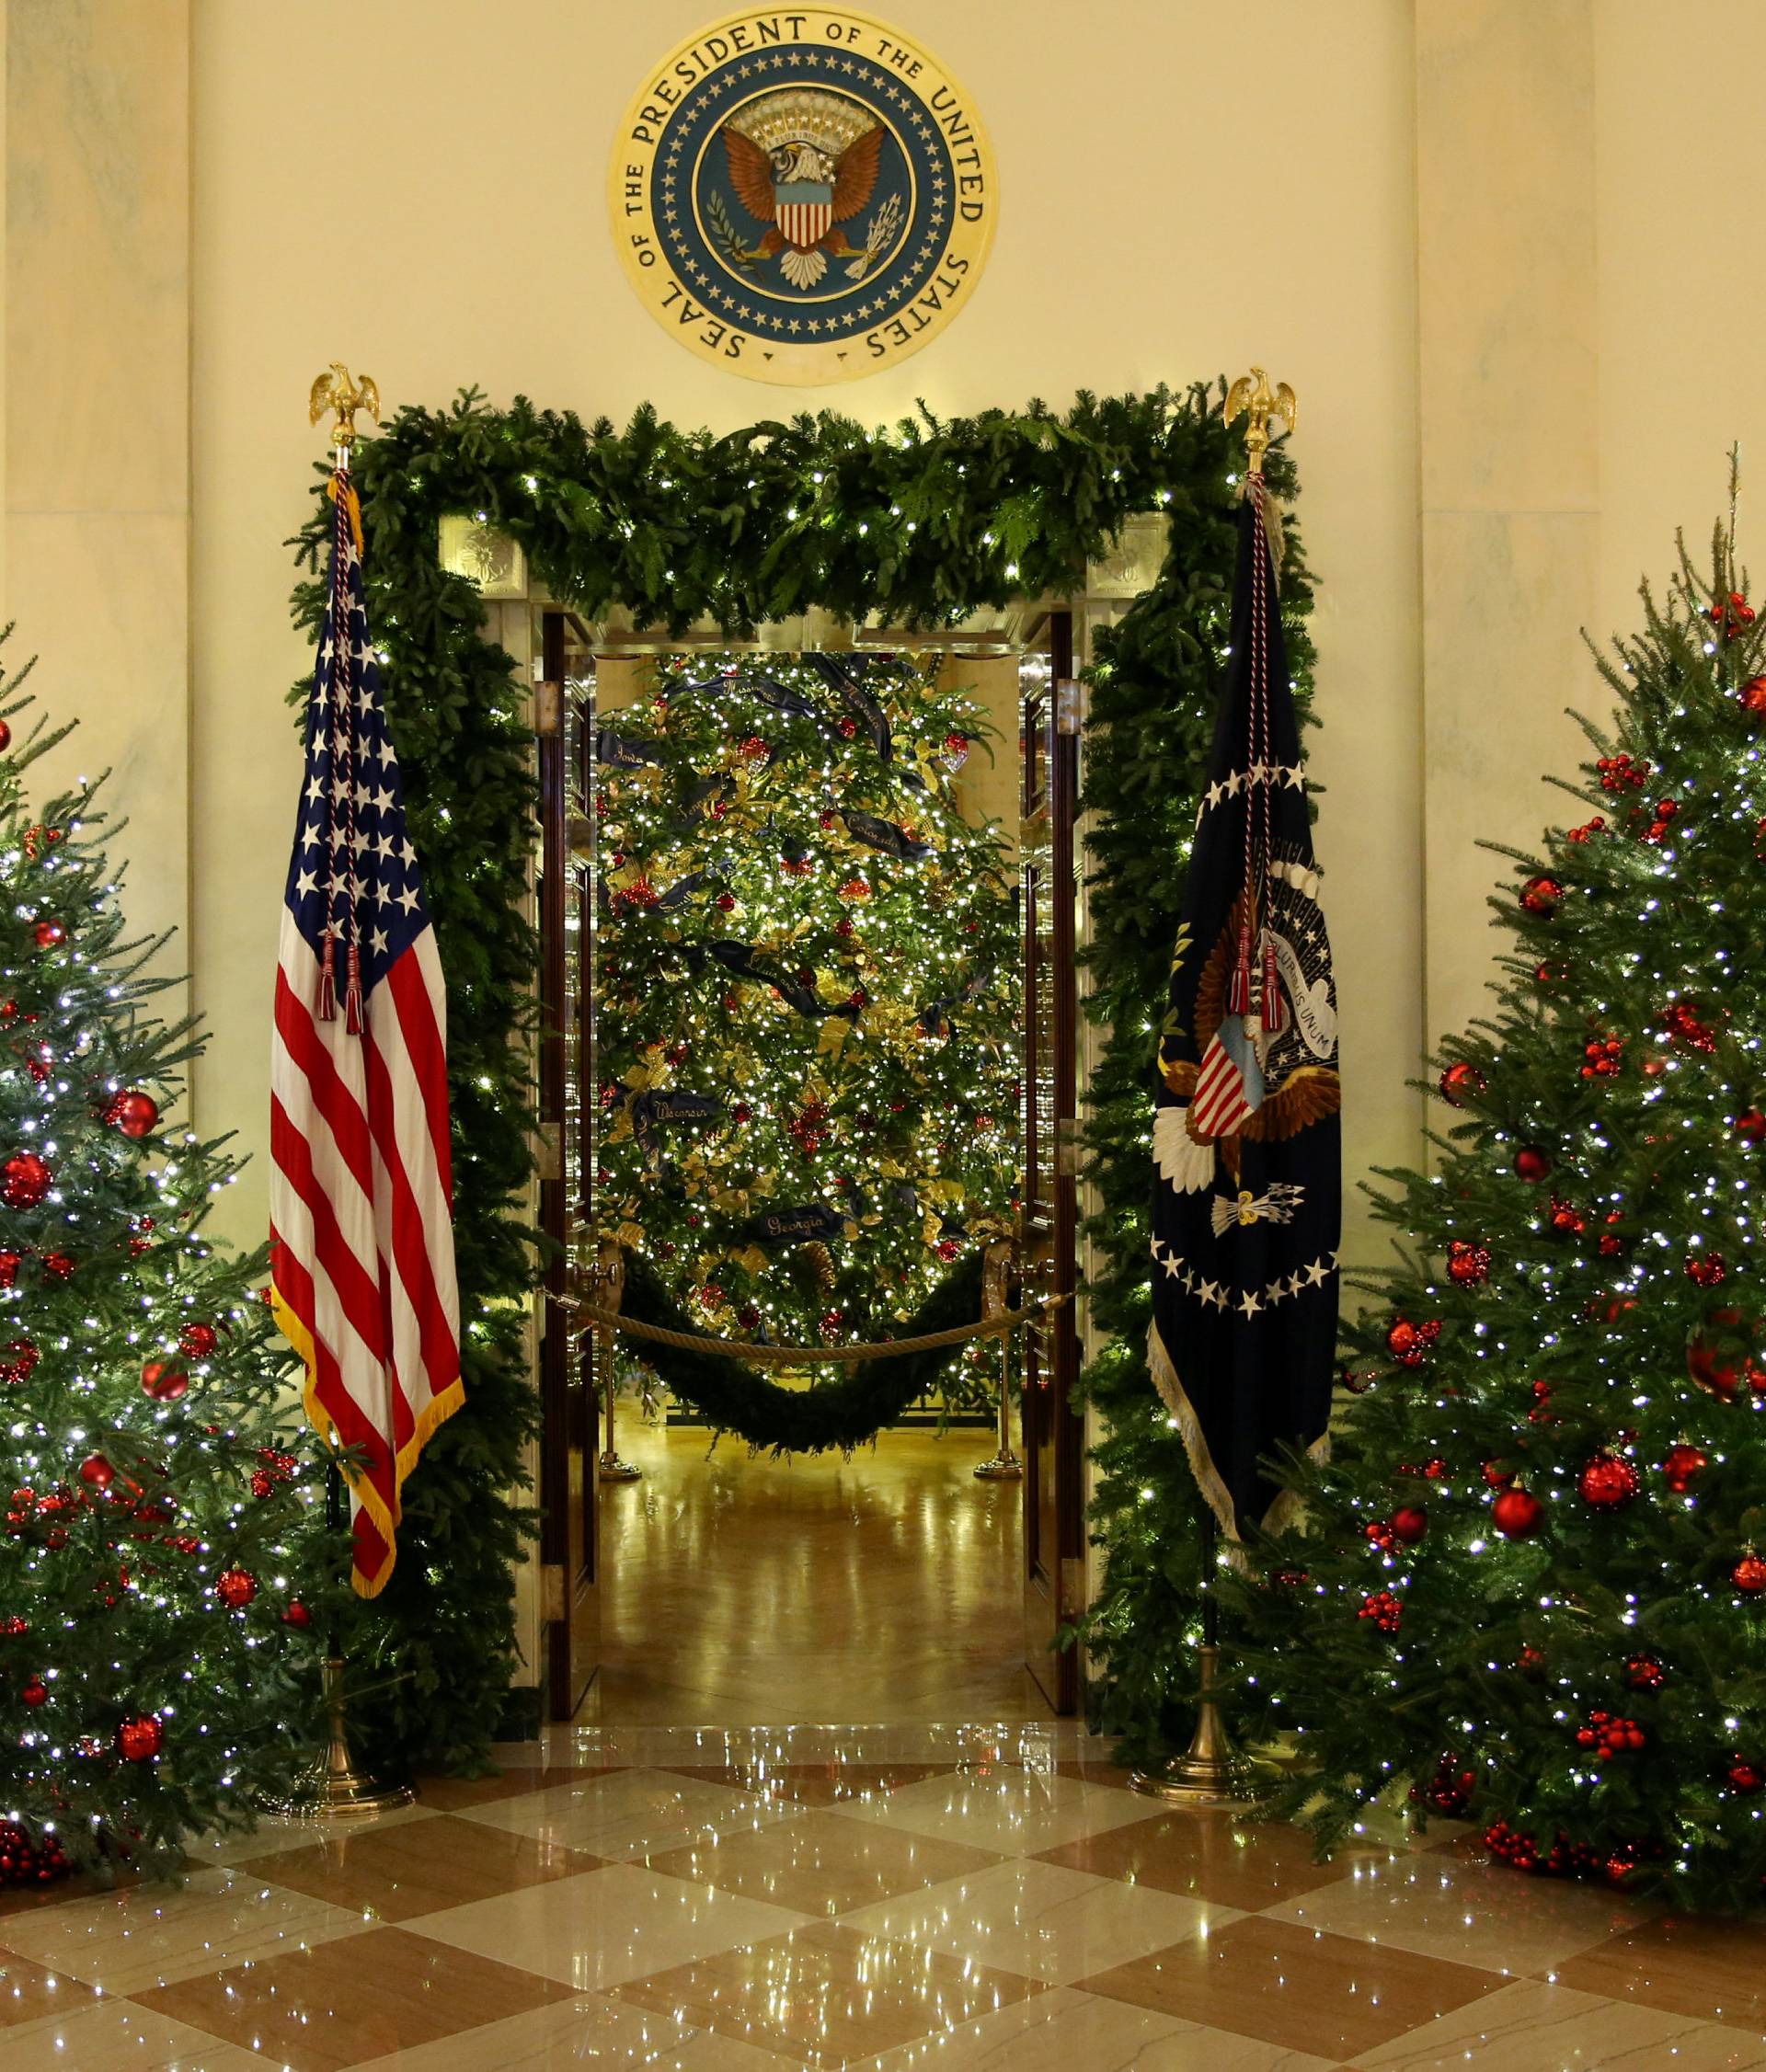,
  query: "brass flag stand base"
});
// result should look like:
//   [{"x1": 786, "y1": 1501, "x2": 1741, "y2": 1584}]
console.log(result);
[
  {"x1": 1129, "y1": 1646, "x2": 1273, "y2": 1805},
  {"x1": 593, "y1": 1242, "x2": 643, "y2": 1483},
  {"x1": 973, "y1": 1242, "x2": 1022, "y2": 1480},
  {"x1": 261, "y1": 1651, "x2": 415, "y2": 1821}
]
